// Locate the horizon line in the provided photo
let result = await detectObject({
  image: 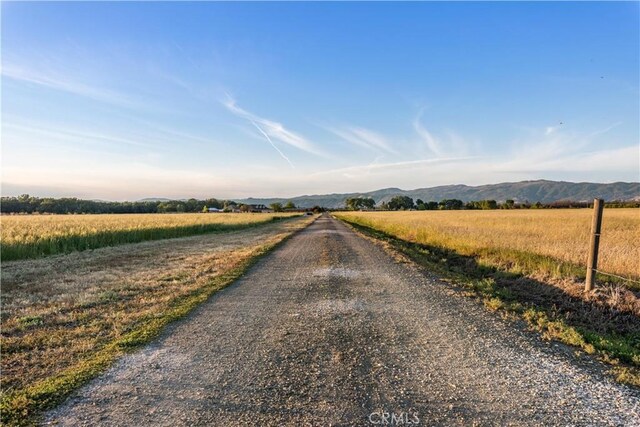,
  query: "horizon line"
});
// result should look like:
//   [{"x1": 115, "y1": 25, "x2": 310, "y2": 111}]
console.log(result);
[{"x1": 2, "y1": 178, "x2": 639, "y2": 203}]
